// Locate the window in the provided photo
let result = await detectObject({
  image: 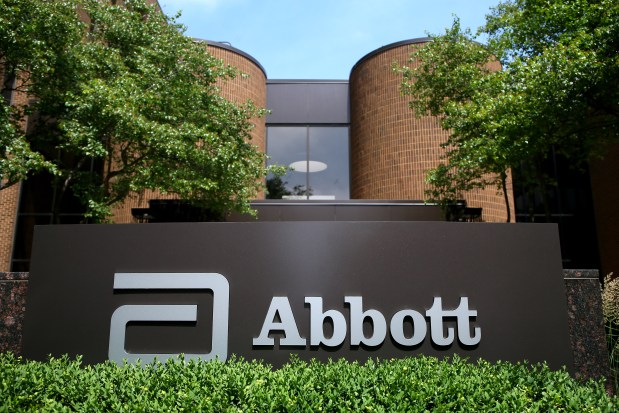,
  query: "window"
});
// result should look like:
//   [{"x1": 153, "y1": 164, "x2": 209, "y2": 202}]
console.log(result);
[{"x1": 266, "y1": 126, "x2": 349, "y2": 200}]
